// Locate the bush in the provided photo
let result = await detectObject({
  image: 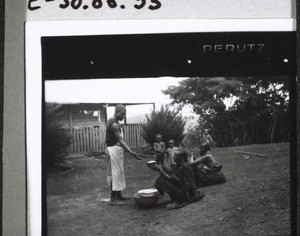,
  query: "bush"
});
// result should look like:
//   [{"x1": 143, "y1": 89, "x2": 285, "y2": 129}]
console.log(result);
[
  {"x1": 44, "y1": 103, "x2": 72, "y2": 168},
  {"x1": 141, "y1": 106, "x2": 186, "y2": 147},
  {"x1": 181, "y1": 131, "x2": 200, "y2": 149}
]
